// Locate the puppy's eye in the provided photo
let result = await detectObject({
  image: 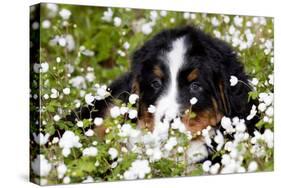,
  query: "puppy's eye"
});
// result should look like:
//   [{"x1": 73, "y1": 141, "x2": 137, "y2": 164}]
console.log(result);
[
  {"x1": 151, "y1": 79, "x2": 162, "y2": 90},
  {"x1": 190, "y1": 82, "x2": 202, "y2": 92}
]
